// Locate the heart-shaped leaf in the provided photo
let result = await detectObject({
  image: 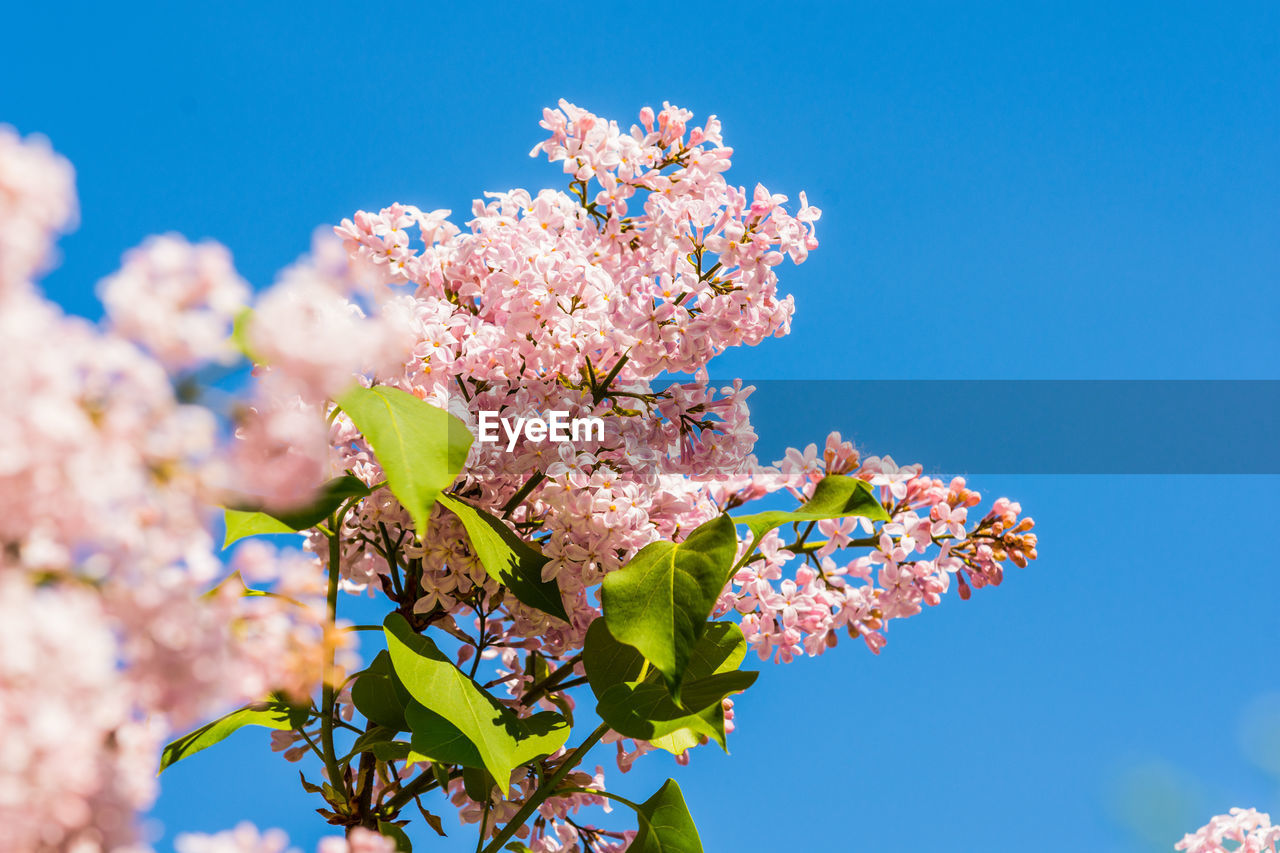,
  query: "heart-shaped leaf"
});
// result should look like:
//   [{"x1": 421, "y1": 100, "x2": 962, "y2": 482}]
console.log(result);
[
  {"x1": 338, "y1": 386, "x2": 472, "y2": 536},
  {"x1": 436, "y1": 494, "x2": 567, "y2": 622},
  {"x1": 384, "y1": 614, "x2": 568, "y2": 795},
  {"x1": 584, "y1": 620, "x2": 756, "y2": 752},
  {"x1": 630, "y1": 779, "x2": 703, "y2": 853},
  {"x1": 223, "y1": 474, "x2": 372, "y2": 547},
  {"x1": 159, "y1": 700, "x2": 306, "y2": 772},
  {"x1": 601, "y1": 514, "x2": 738, "y2": 699},
  {"x1": 733, "y1": 474, "x2": 889, "y2": 551}
]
